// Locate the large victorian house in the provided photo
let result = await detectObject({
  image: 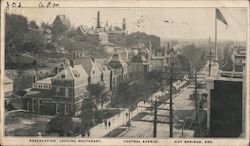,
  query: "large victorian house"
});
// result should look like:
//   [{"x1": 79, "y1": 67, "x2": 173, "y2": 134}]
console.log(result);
[{"x1": 24, "y1": 61, "x2": 89, "y2": 116}]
